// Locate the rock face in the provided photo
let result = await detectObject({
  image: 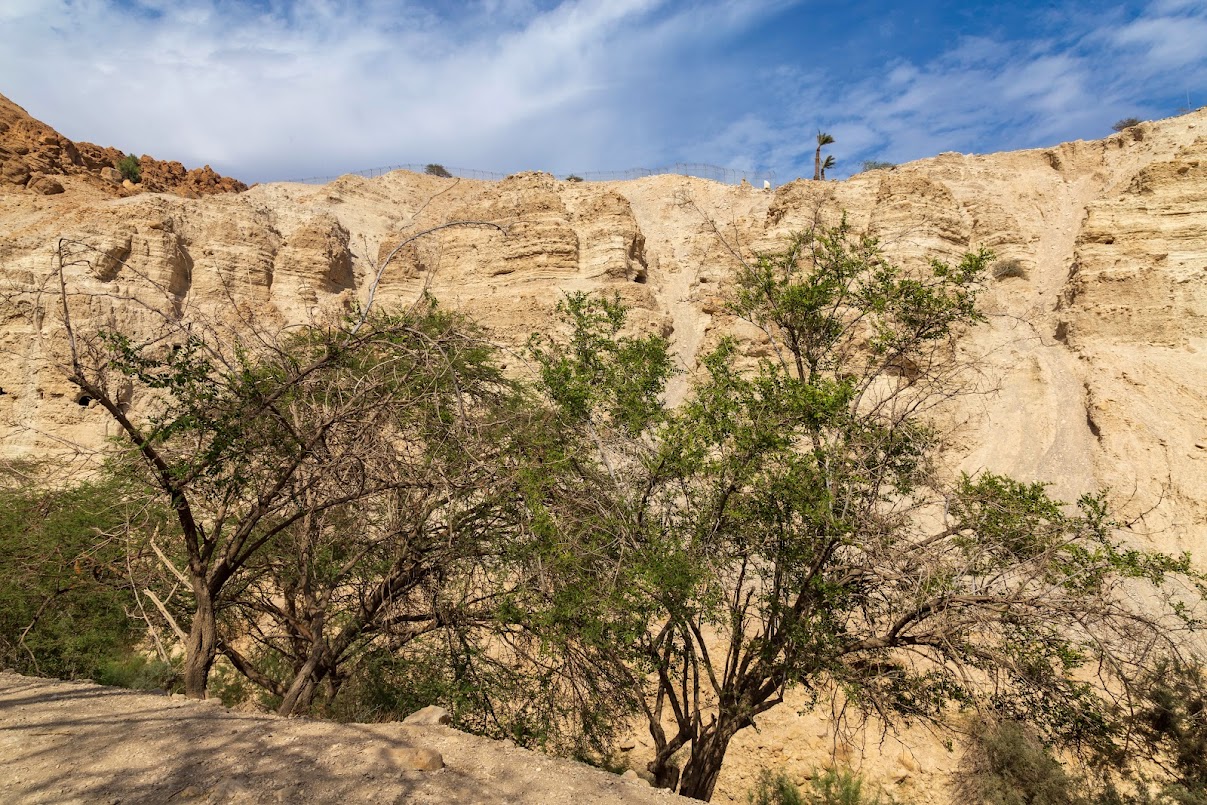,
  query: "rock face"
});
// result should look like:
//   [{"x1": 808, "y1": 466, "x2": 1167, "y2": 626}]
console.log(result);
[
  {"x1": 0, "y1": 92, "x2": 246, "y2": 197},
  {"x1": 2, "y1": 96, "x2": 1207, "y2": 802}
]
